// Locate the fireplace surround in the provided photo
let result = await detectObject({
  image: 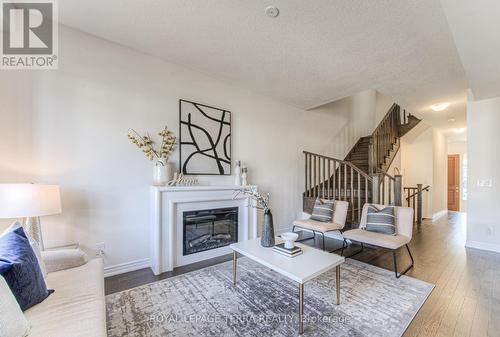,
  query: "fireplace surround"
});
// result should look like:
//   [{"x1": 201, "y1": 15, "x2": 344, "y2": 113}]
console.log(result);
[{"x1": 150, "y1": 186, "x2": 257, "y2": 275}]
